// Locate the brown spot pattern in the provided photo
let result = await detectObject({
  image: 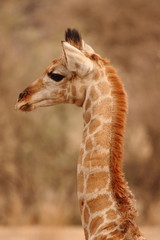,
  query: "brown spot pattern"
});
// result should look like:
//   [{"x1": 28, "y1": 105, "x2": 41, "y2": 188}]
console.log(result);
[
  {"x1": 89, "y1": 119, "x2": 101, "y2": 134},
  {"x1": 86, "y1": 171, "x2": 109, "y2": 193},
  {"x1": 89, "y1": 216, "x2": 103, "y2": 236},
  {"x1": 85, "y1": 99, "x2": 91, "y2": 110},
  {"x1": 84, "y1": 151, "x2": 109, "y2": 168},
  {"x1": 97, "y1": 221, "x2": 117, "y2": 233},
  {"x1": 86, "y1": 138, "x2": 93, "y2": 151},
  {"x1": 106, "y1": 209, "x2": 117, "y2": 220},
  {"x1": 24, "y1": 78, "x2": 43, "y2": 99},
  {"x1": 84, "y1": 228, "x2": 89, "y2": 240},
  {"x1": 87, "y1": 194, "x2": 112, "y2": 213},
  {"x1": 80, "y1": 86, "x2": 85, "y2": 93},
  {"x1": 75, "y1": 63, "x2": 80, "y2": 69},
  {"x1": 110, "y1": 229, "x2": 124, "y2": 238},
  {"x1": 52, "y1": 58, "x2": 61, "y2": 65},
  {"x1": 82, "y1": 128, "x2": 87, "y2": 142},
  {"x1": 92, "y1": 97, "x2": 112, "y2": 118},
  {"x1": 79, "y1": 199, "x2": 84, "y2": 214},
  {"x1": 107, "y1": 182, "x2": 112, "y2": 192},
  {"x1": 94, "y1": 123, "x2": 111, "y2": 148},
  {"x1": 75, "y1": 98, "x2": 83, "y2": 107},
  {"x1": 78, "y1": 148, "x2": 84, "y2": 164},
  {"x1": 71, "y1": 85, "x2": 76, "y2": 96},
  {"x1": 94, "y1": 235, "x2": 107, "y2": 240},
  {"x1": 90, "y1": 54, "x2": 100, "y2": 62},
  {"x1": 84, "y1": 112, "x2": 91, "y2": 124},
  {"x1": 77, "y1": 171, "x2": 84, "y2": 193},
  {"x1": 90, "y1": 86, "x2": 99, "y2": 101},
  {"x1": 84, "y1": 206, "x2": 90, "y2": 225},
  {"x1": 93, "y1": 70, "x2": 100, "y2": 80},
  {"x1": 98, "y1": 81, "x2": 110, "y2": 95}
]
